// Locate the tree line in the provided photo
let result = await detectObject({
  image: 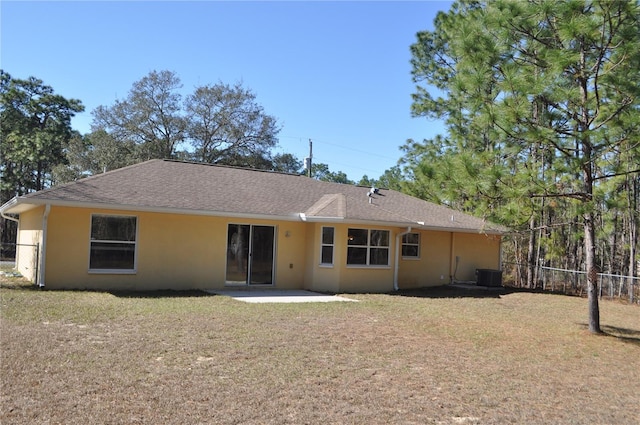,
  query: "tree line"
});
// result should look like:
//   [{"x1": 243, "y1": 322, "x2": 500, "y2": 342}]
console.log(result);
[
  {"x1": 402, "y1": 0, "x2": 640, "y2": 332},
  {"x1": 1, "y1": 69, "x2": 391, "y2": 196},
  {"x1": 0, "y1": 69, "x2": 397, "y2": 248}
]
